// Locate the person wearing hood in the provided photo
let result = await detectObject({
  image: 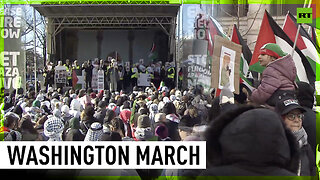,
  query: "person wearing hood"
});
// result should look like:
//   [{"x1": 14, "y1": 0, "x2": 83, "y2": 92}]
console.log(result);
[
  {"x1": 1, "y1": 112, "x2": 22, "y2": 141},
  {"x1": 149, "y1": 103, "x2": 158, "y2": 129},
  {"x1": 103, "y1": 109, "x2": 116, "y2": 133},
  {"x1": 276, "y1": 98, "x2": 317, "y2": 176},
  {"x1": 69, "y1": 98, "x2": 81, "y2": 118},
  {"x1": 84, "y1": 122, "x2": 103, "y2": 141},
  {"x1": 64, "y1": 117, "x2": 85, "y2": 141},
  {"x1": 162, "y1": 102, "x2": 181, "y2": 141},
  {"x1": 44, "y1": 110, "x2": 65, "y2": 141},
  {"x1": 61, "y1": 105, "x2": 73, "y2": 125},
  {"x1": 296, "y1": 82, "x2": 318, "y2": 155},
  {"x1": 119, "y1": 108, "x2": 132, "y2": 138},
  {"x1": 94, "y1": 100, "x2": 107, "y2": 124},
  {"x1": 133, "y1": 115, "x2": 156, "y2": 141},
  {"x1": 199, "y1": 105, "x2": 301, "y2": 178},
  {"x1": 249, "y1": 43, "x2": 297, "y2": 106}
]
